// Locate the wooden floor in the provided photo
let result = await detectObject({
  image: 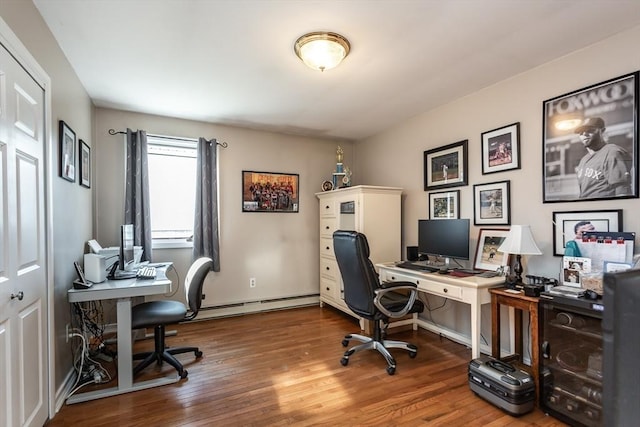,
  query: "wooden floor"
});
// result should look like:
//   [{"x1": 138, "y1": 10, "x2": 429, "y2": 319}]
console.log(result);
[{"x1": 47, "y1": 306, "x2": 567, "y2": 426}]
